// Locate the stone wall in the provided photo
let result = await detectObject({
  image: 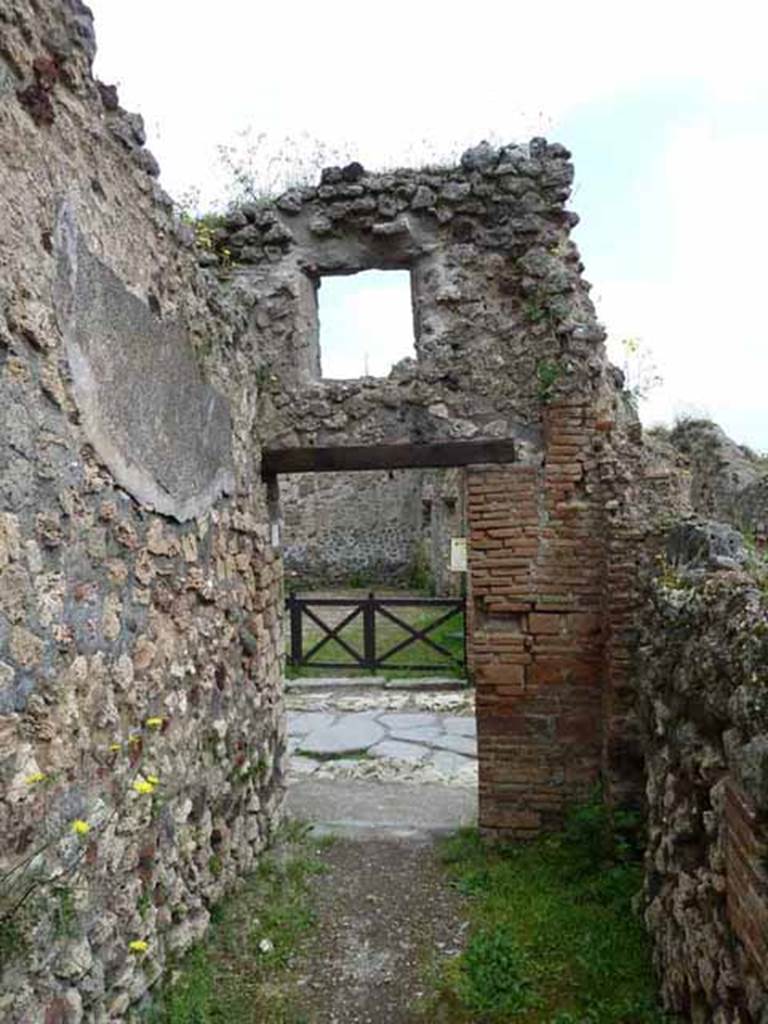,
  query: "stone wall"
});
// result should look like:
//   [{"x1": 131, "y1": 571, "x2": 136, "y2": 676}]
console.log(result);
[
  {"x1": 280, "y1": 466, "x2": 465, "y2": 593},
  {"x1": 222, "y1": 141, "x2": 606, "y2": 453},
  {"x1": 422, "y1": 467, "x2": 466, "y2": 597},
  {"x1": 0, "y1": 3, "x2": 284, "y2": 1021},
  {"x1": 637, "y1": 530, "x2": 768, "y2": 1021},
  {"x1": 660, "y1": 419, "x2": 768, "y2": 544},
  {"x1": 281, "y1": 469, "x2": 423, "y2": 587}
]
